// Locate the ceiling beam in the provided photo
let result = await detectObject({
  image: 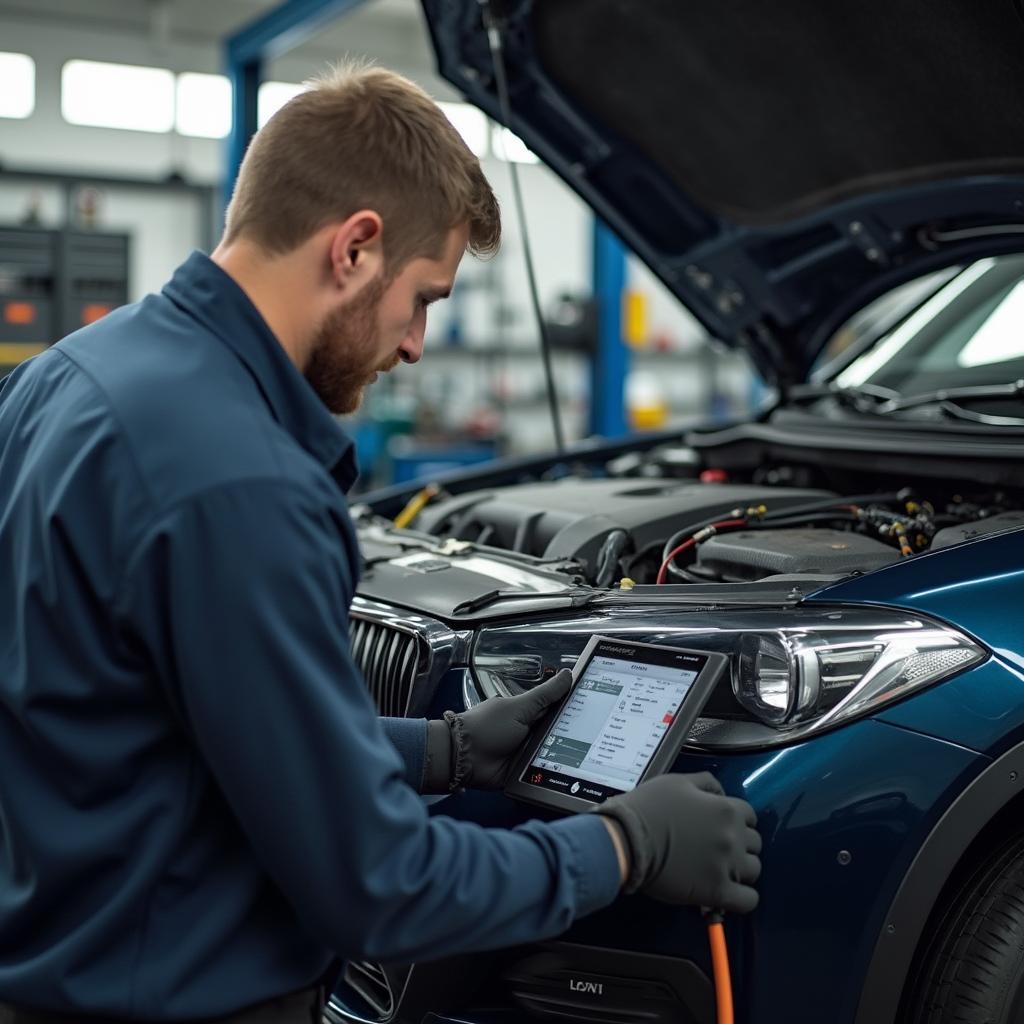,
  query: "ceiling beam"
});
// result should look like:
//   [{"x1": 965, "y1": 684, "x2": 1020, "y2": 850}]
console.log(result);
[{"x1": 226, "y1": 0, "x2": 368, "y2": 64}]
